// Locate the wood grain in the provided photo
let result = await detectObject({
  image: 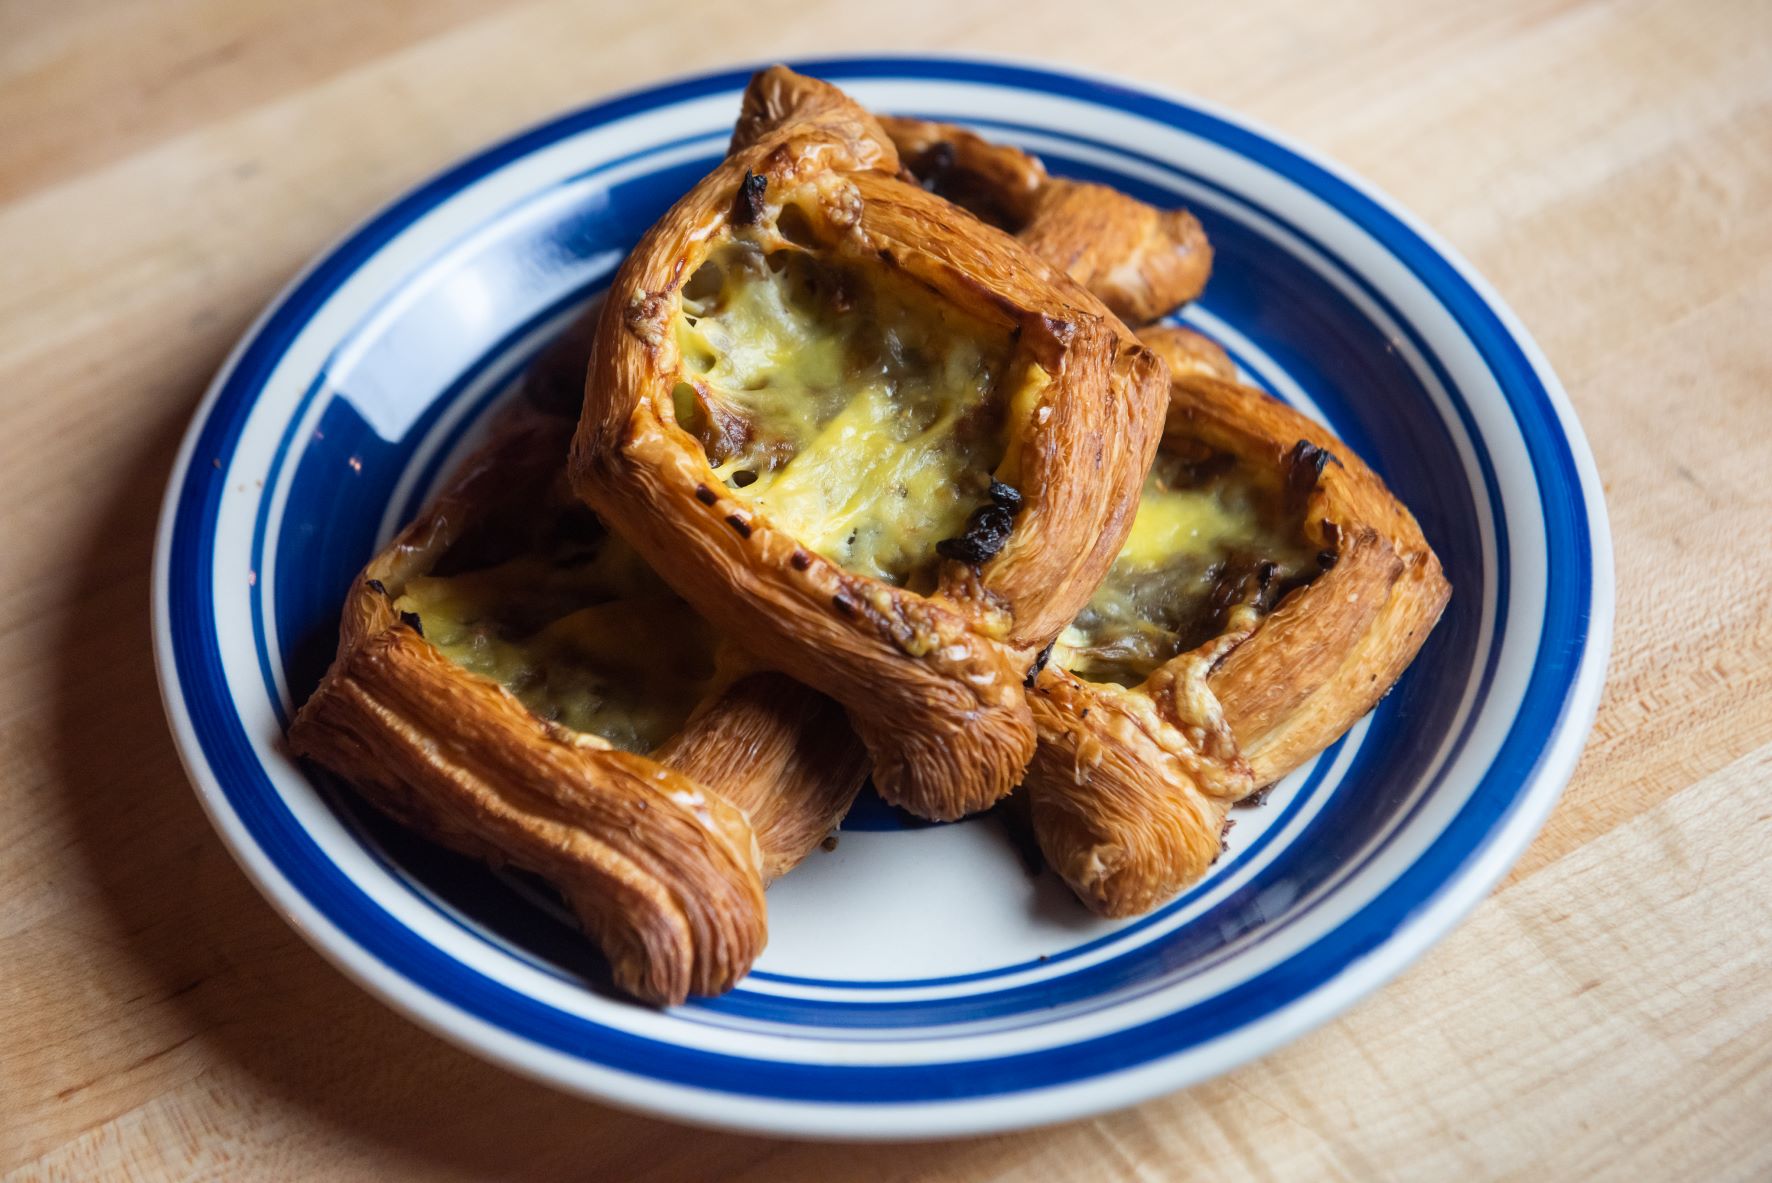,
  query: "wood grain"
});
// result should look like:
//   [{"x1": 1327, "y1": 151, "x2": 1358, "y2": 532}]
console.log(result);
[{"x1": 3, "y1": 0, "x2": 1769, "y2": 1178}]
